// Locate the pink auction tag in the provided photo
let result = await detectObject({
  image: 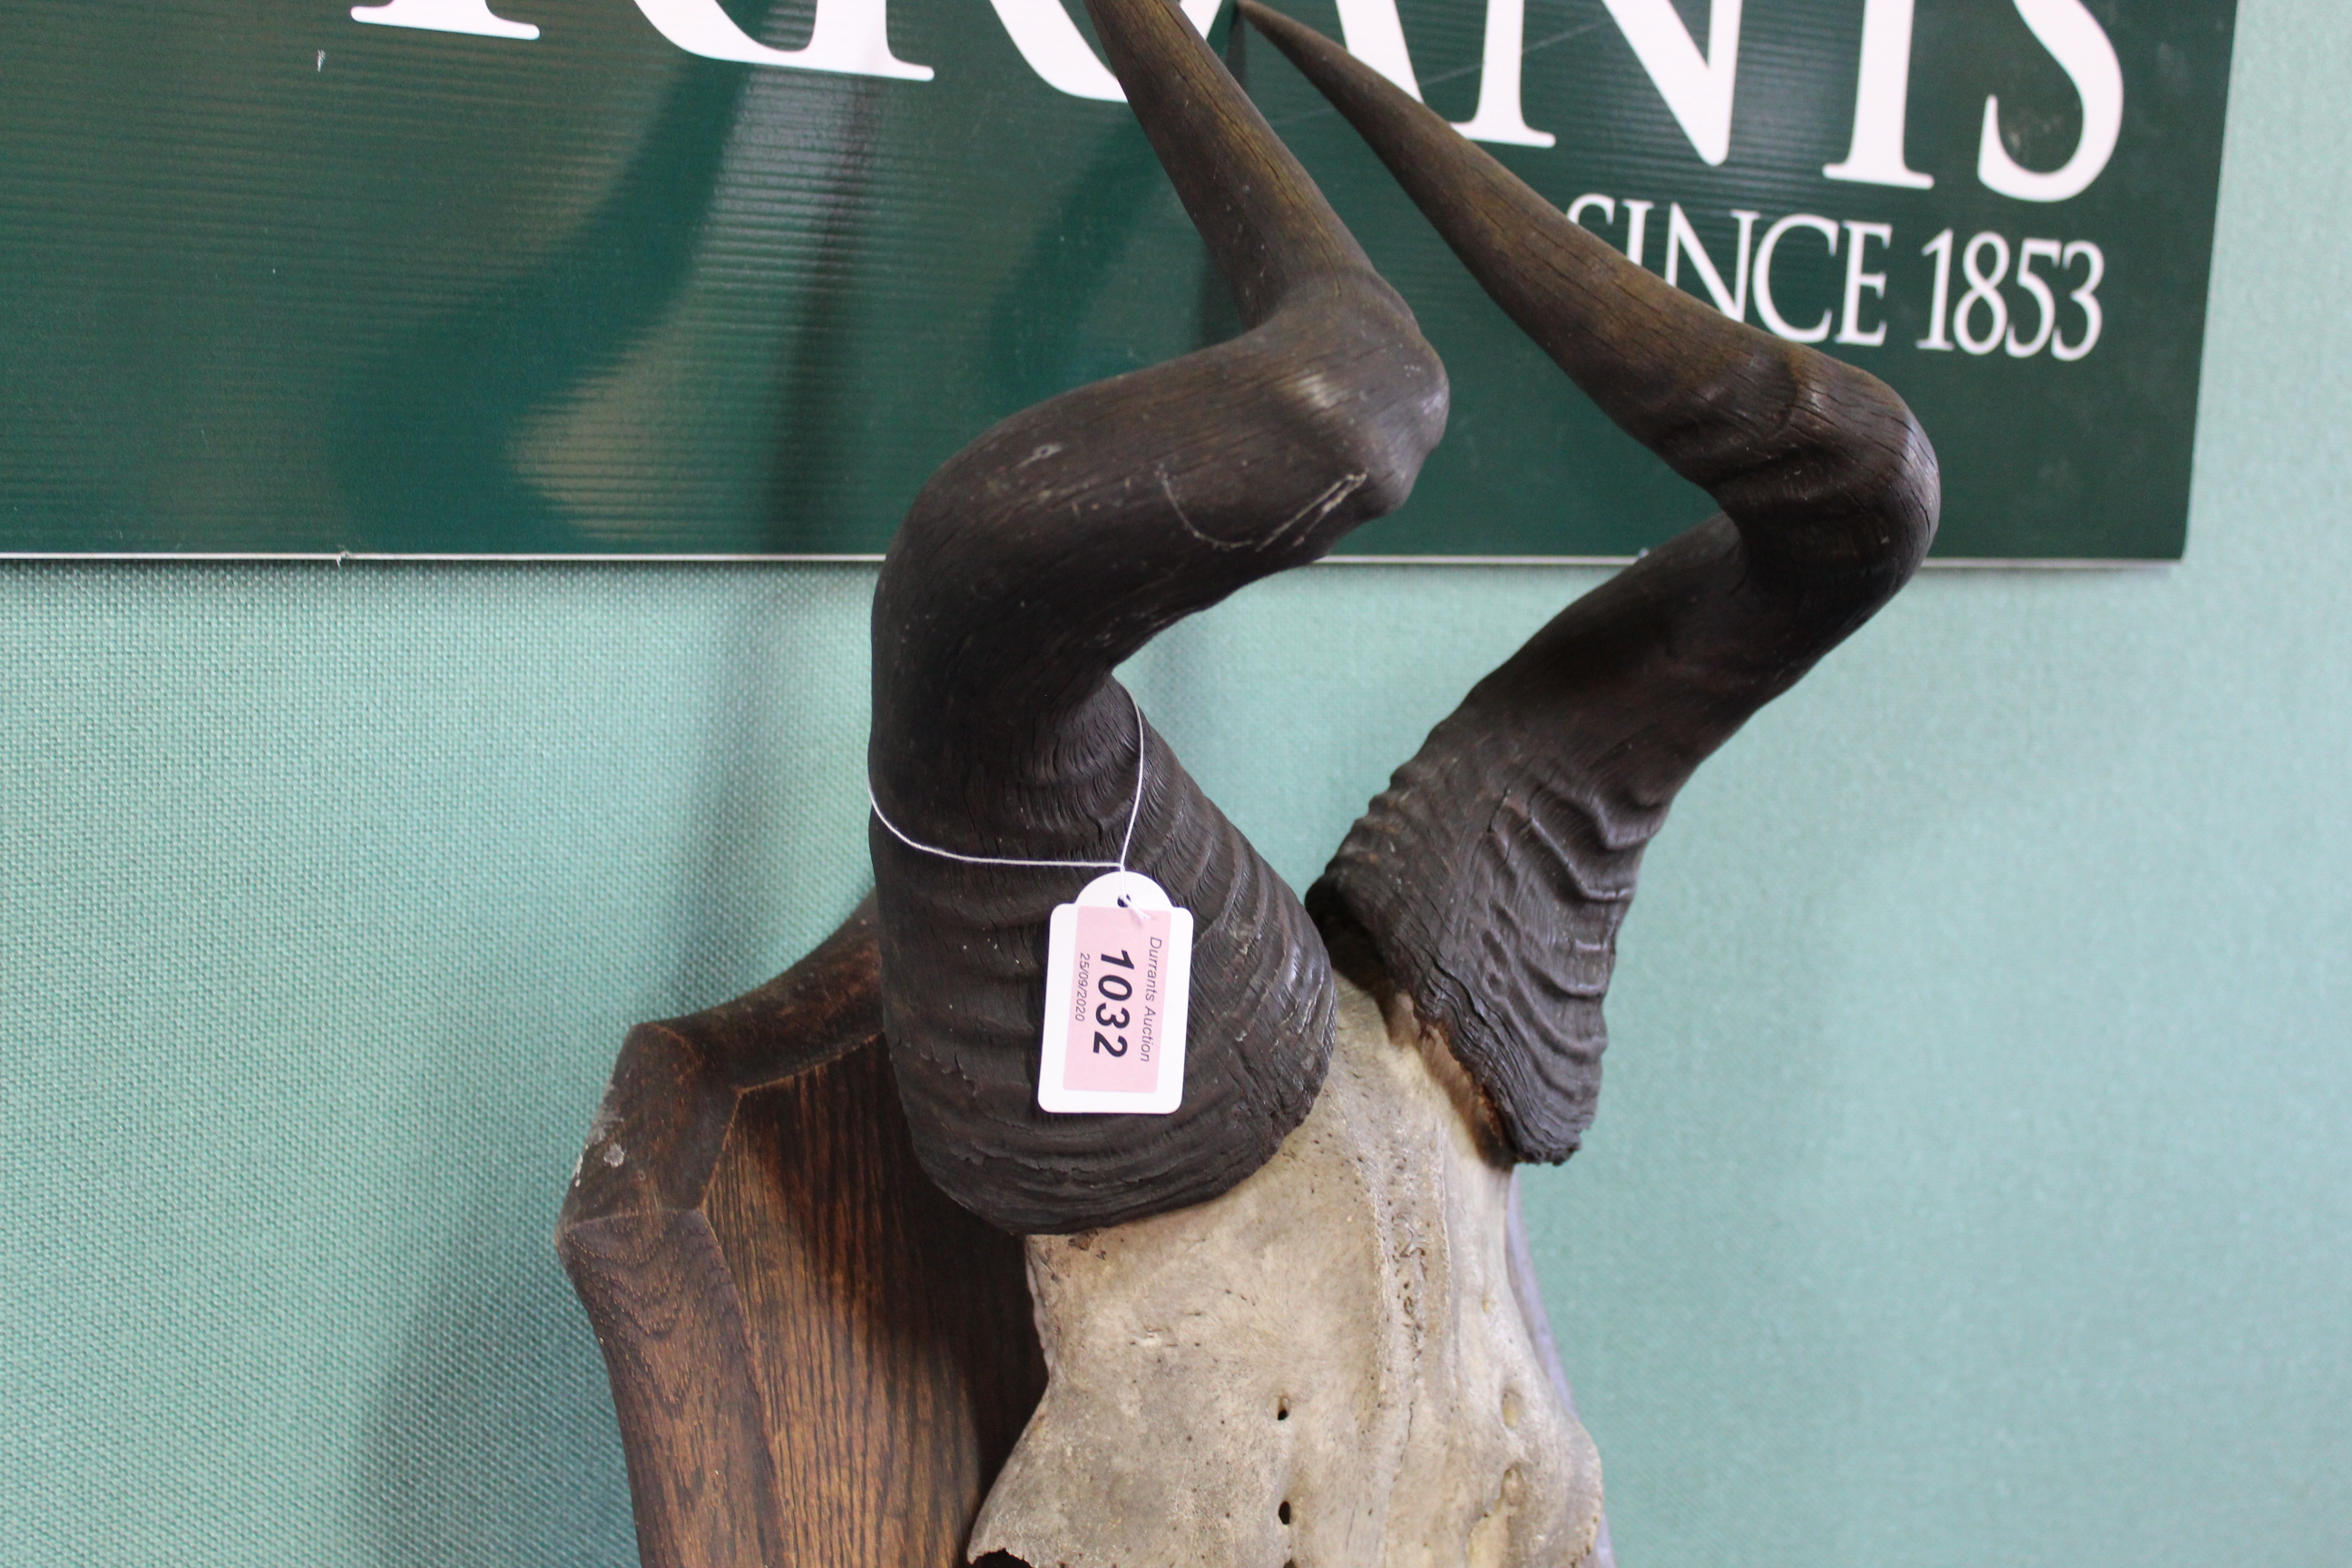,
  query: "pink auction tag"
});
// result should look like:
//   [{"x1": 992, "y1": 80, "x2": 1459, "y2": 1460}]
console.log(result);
[{"x1": 1038, "y1": 871, "x2": 1193, "y2": 1114}]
